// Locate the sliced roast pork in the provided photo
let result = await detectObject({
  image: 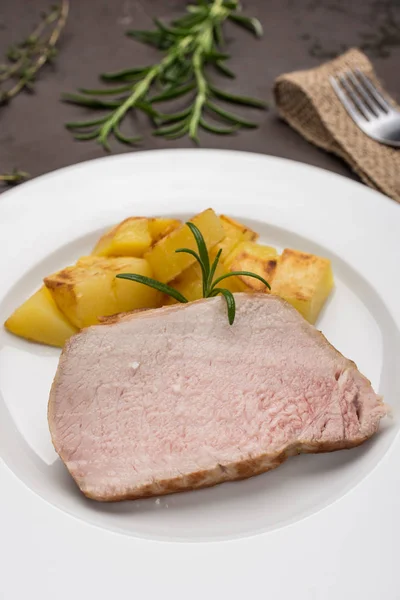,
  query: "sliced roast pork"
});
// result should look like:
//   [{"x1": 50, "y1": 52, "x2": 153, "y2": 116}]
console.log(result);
[{"x1": 48, "y1": 294, "x2": 386, "y2": 501}]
